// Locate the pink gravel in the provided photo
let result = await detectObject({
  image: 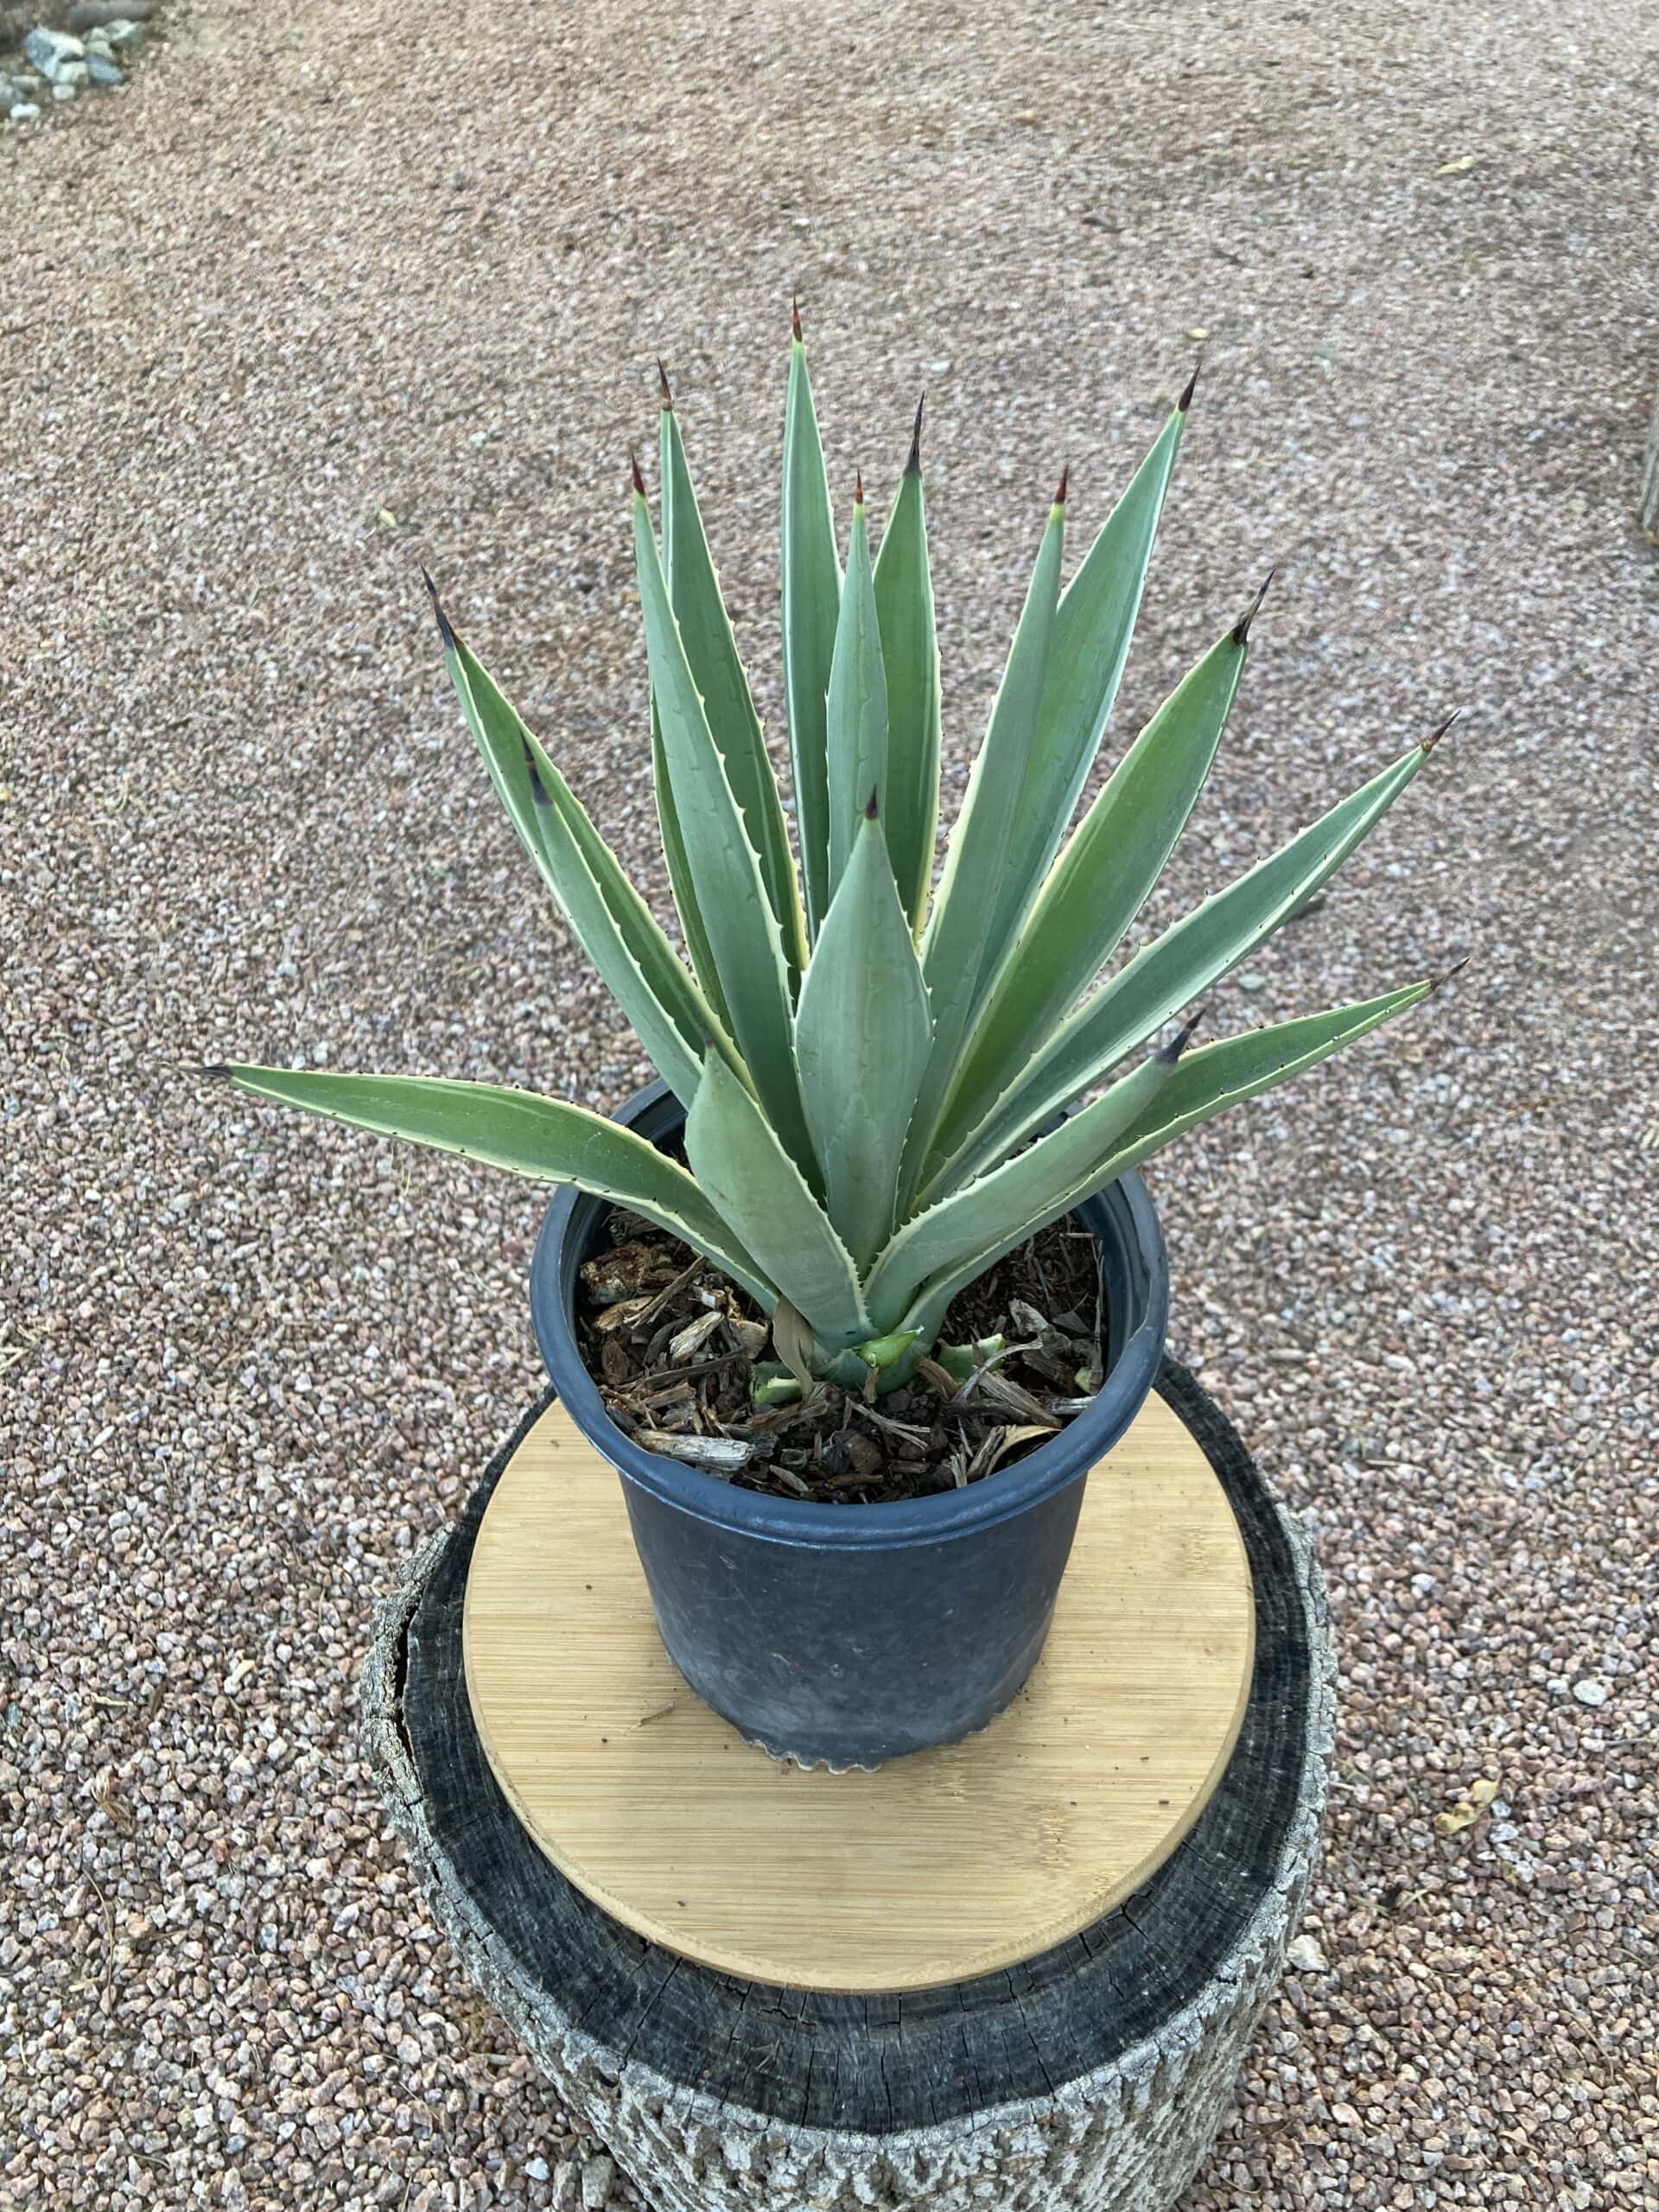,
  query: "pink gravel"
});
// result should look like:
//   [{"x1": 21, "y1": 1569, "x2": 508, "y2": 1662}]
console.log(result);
[{"x1": 2, "y1": 0, "x2": 1656, "y2": 2205}]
